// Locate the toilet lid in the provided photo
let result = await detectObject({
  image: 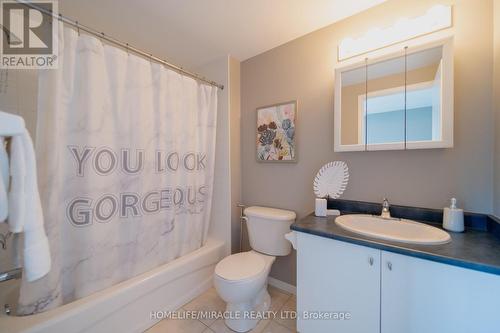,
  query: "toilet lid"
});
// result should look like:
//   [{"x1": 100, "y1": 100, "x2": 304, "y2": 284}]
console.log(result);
[{"x1": 215, "y1": 252, "x2": 266, "y2": 281}]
